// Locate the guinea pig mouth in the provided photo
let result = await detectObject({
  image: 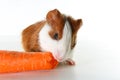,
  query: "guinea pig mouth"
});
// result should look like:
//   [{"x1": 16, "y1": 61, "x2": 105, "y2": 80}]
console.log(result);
[
  {"x1": 56, "y1": 58, "x2": 65, "y2": 62},
  {"x1": 53, "y1": 54, "x2": 65, "y2": 62}
]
